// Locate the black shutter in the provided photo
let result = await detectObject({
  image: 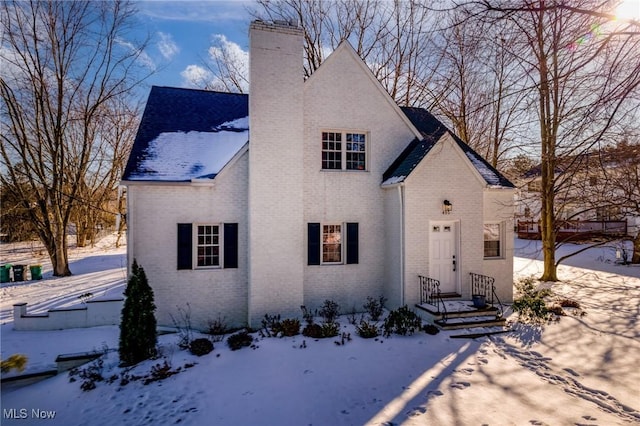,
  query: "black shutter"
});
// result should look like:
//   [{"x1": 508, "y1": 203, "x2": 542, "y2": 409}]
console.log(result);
[
  {"x1": 177, "y1": 223, "x2": 193, "y2": 270},
  {"x1": 223, "y1": 223, "x2": 238, "y2": 268},
  {"x1": 346, "y1": 222, "x2": 359, "y2": 264},
  {"x1": 308, "y1": 223, "x2": 321, "y2": 265}
]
